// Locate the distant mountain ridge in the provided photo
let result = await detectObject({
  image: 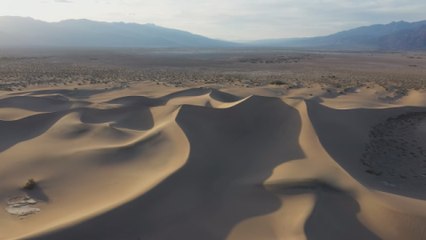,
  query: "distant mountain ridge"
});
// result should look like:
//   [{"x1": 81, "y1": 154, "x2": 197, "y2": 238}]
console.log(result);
[
  {"x1": 0, "y1": 16, "x2": 236, "y2": 48},
  {"x1": 0, "y1": 16, "x2": 425, "y2": 50},
  {"x1": 251, "y1": 20, "x2": 426, "y2": 50}
]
